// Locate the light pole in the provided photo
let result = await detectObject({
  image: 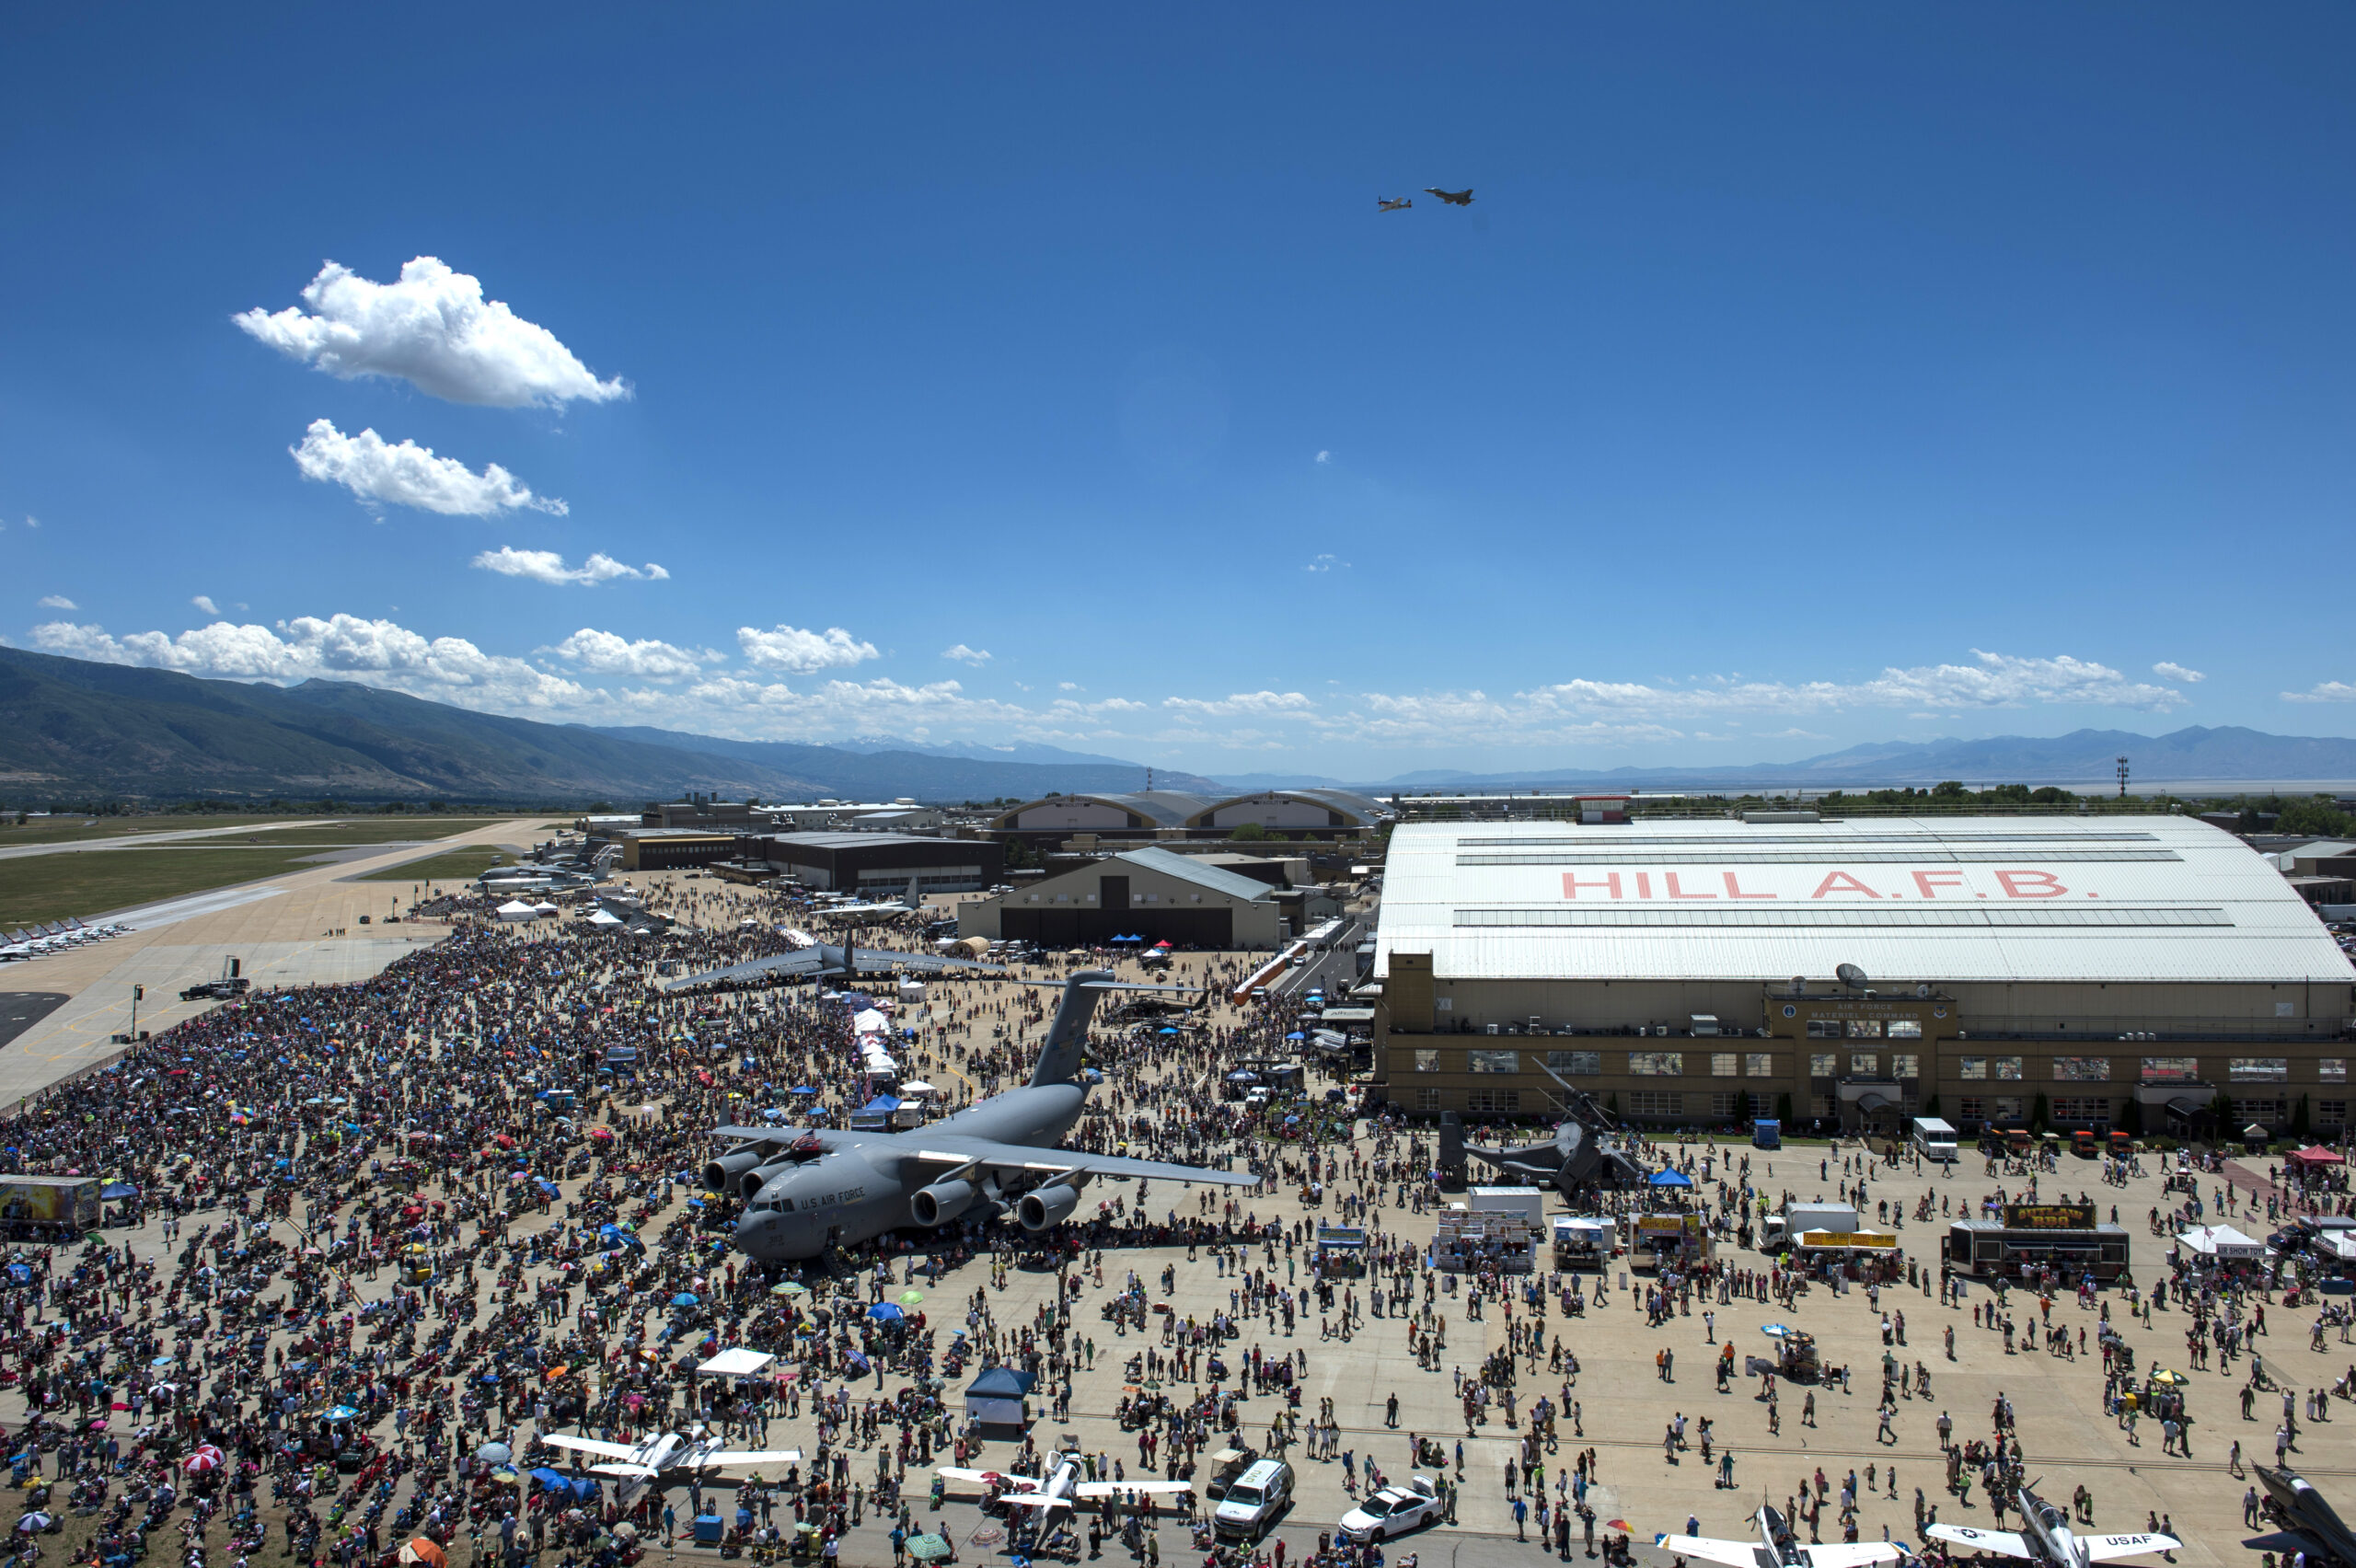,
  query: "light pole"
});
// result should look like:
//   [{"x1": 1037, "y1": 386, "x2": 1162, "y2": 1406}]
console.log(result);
[{"x1": 129, "y1": 984, "x2": 142, "y2": 1042}]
